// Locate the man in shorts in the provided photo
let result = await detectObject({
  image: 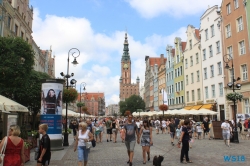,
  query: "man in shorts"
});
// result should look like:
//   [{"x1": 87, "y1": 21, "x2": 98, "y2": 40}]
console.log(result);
[
  {"x1": 124, "y1": 114, "x2": 138, "y2": 166},
  {"x1": 105, "y1": 117, "x2": 112, "y2": 142},
  {"x1": 202, "y1": 117, "x2": 211, "y2": 139},
  {"x1": 169, "y1": 119, "x2": 176, "y2": 146},
  {"x1": 221, "y1": 119, "x2": 232, "y2": 147},
  {"x1": 37, "y1": 124, "x2": 51, "y2": 166}
]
